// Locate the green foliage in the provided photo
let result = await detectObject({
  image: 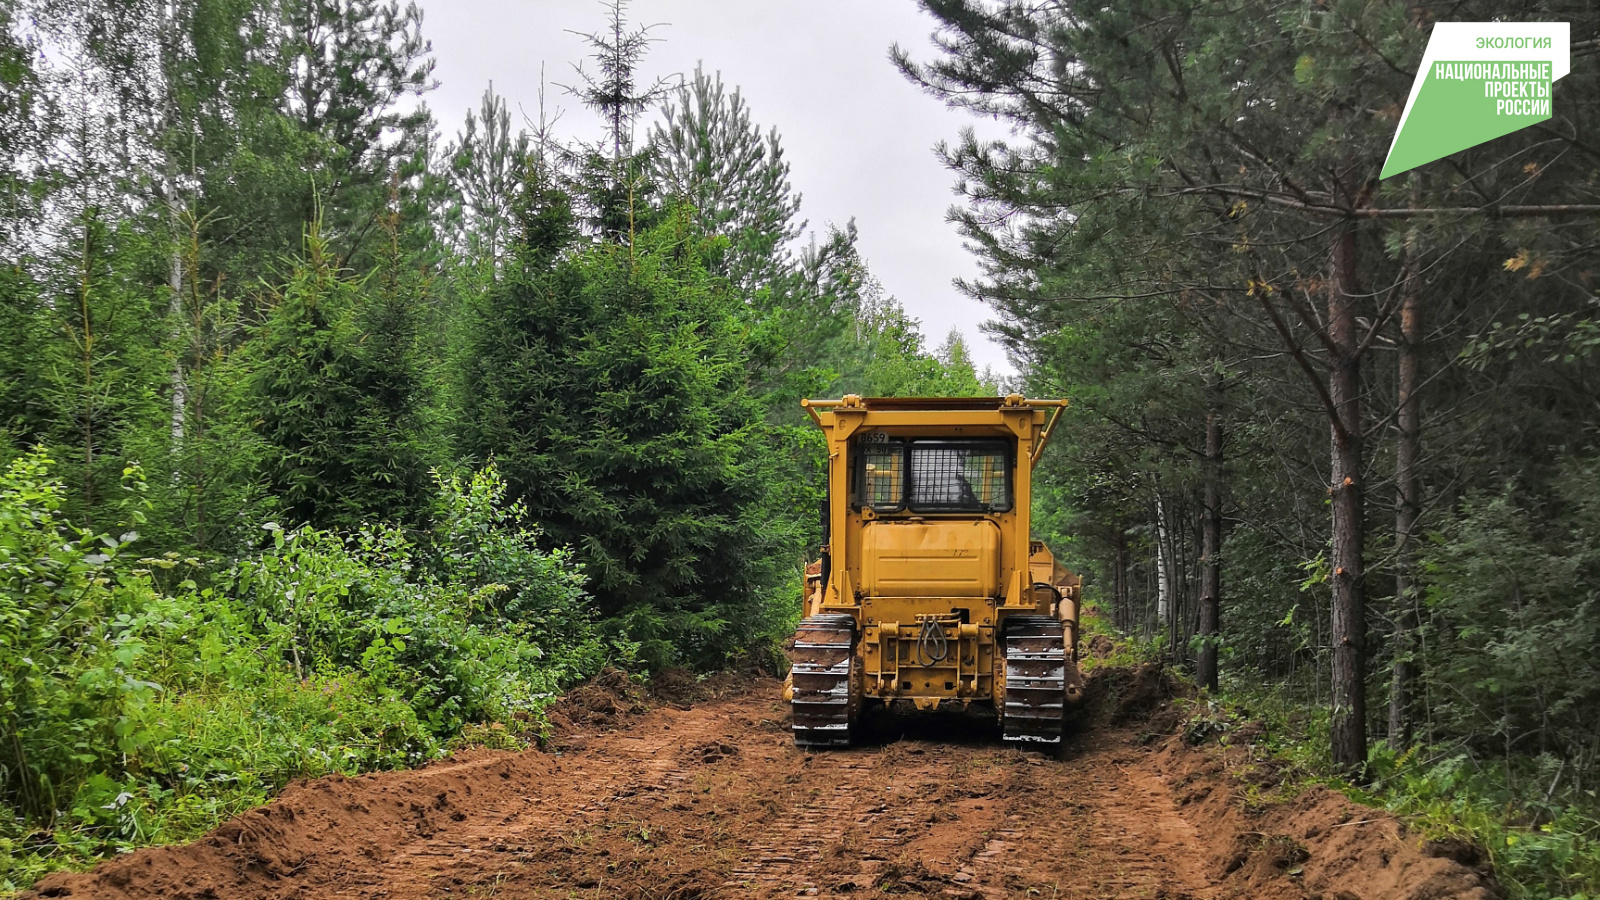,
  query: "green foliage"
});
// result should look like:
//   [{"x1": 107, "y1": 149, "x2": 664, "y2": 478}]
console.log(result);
[
  {"x1": 1216, "y1": 683, "x2": 1334, "y2": 790},
  {"x1": 0, "y1": 448, "x2": 150, "y2": 825},
  {"x1": 648, "y1": 64, "x2": 804, "y2": 296},
  {"x1": 443, "y1": 85, "x2": 530, "y2": 274},
  {"x1": 278, "y1": 0, "x2": 439, "y2": 266},
  {"x1": 843, "y1": 299, "x2": 990, "y2": 398},
  {"x1": 1192, "y1": 679, "x2": 1600, "y2": 900},
  {"x1": 0, "y1": 0, "x2": 1295, "y2": 890},
  {"x1": 901, "y1": 0, "x2": 1600, "y2": 784},
  {"x1": 33, "y1": 211, "x2": 168, "y2": 531},
  {"x1": 458, "y1": 179, "x2": 800, "y2": 670},
  {"x1": 1419, "y1": 459, "x2": 1600, "y2": 793},
  {"x1": 248, "y1": 225, "x2": 438, "y2": 530},
  {"x1": 234, "y1": 470, "x2": 604, "y2": 733},
  {"x1": 1366, "y1": 745, "x2": 1600, "y2": 900},
  {"x1": 0, "y1": 265, "x2": 47, "y2": 465},
  {"x1": 429, "y1": 467, "x2": 598, "y2": 654},
  {"x1": 1168, "y1": 676, "x2": 1598, "y2": 899},
  {"x1": 0, "y1": 453, "x2": 601, "y2": 890},
  {"x1": 1076, "y1": 603, "x2": 1163, "y2": 673}
]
